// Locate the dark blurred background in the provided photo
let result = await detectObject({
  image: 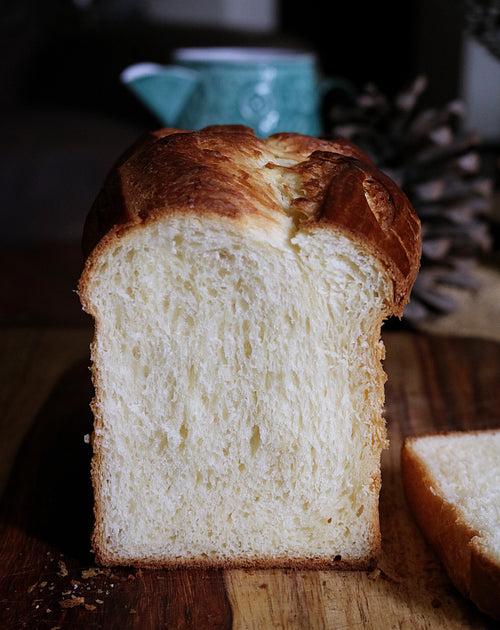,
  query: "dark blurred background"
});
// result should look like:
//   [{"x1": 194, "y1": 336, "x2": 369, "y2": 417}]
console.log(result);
[{"x1": 1, "y1": 0, "x2": 500, "y2": 328}]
